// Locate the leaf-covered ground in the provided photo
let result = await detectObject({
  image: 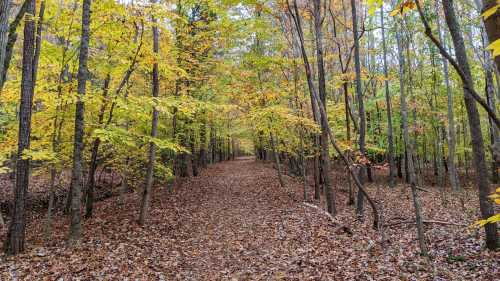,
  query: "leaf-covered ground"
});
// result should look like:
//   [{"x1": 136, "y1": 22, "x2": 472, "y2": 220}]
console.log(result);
[{"x1": 0, "y1": 158, "x2": 498, "y2": 280}]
